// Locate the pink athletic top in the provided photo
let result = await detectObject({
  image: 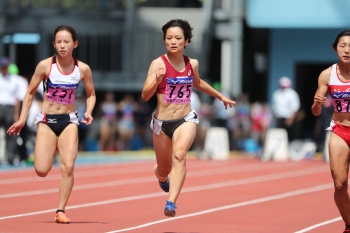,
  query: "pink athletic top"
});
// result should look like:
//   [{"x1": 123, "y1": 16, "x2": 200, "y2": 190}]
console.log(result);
[
  {"x1": 328, "y1": 63, "x2": 350, "y2": 113},
  {"x1": 157, "y1": 55, "x2": 194, "y2": 104}
]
